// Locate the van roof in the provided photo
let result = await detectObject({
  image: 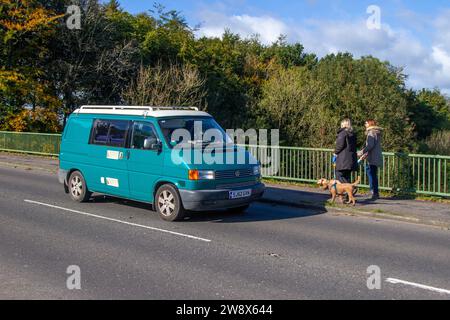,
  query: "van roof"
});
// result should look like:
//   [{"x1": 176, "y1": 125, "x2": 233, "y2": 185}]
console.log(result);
[{"x1": 73, "y1": 105, "x2": 211, "y2": 118}]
